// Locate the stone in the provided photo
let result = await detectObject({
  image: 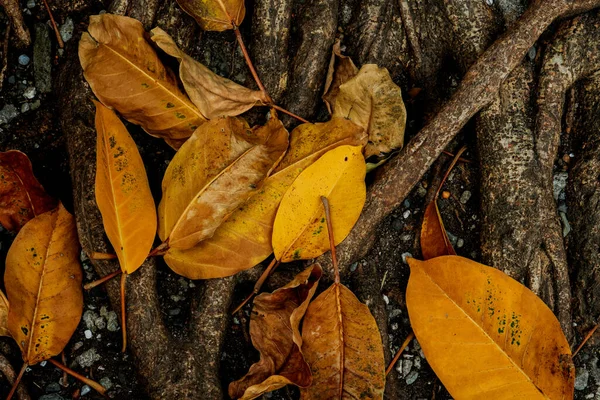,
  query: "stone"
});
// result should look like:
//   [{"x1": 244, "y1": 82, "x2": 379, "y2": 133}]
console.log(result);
[
  {"x1": 34, "y1": 23, "x2": 52, "y2": 93},
  {"x1": 99, "y1": 377, "x2": 113, "y2": 390},
  {"x1": 77, "y1": 348, "x2": 101, "y2": 368},
  {"x1": 24, "y1": 87, "x2": 37, "y2": 99},
  {"x1": 553, "y1": 172, "x2": 568, "y2": 201},
  {"x1": 46, "y1": 382, "x2": 61, "y2": 393},
  {"x1": 0, "y1": 104, "x2": 18, "y2": 125},
  {"x1": 26, "y1": 0, "x2": 36, "y2": 8},
  {"x1": 94, "y1": 316, "x2": 107, "y2": 330},
  {"x1": 405, "y1": 370, "x2": 419, "y2": 385},
  {"x1": 40, "y1": 395, "x2": 65, "y2": 400},
  {"x1": 575, "y1": 368, "x2": 589, "y2": 391},
  {"x1": 18, "y1": 54, "x2": 30, "y2": 66},
  {"x1": 83, "y1": 310, "x2": 97, "y2": 331},
  {"x1": 401, "y1": 252, "x2": 412, "y2": 264},
  {"x1": 460, "y1": 190, "x2": 472, "y2": 204},
  {"x1": 106, "y1": 311, "x2": 119, "y2": 332},
  {"x1": 81, "y1": 385, "x2": 91, "y2": 396},
  {"x1": 21, "y1": 103, "x2": 30, "y2": 113},
  {"x1": 84, "y1": 330, "x2": 93, "y2": 339},
  {"x1": 59, "y1": 17, "x2": 74, "y2": 42}
]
